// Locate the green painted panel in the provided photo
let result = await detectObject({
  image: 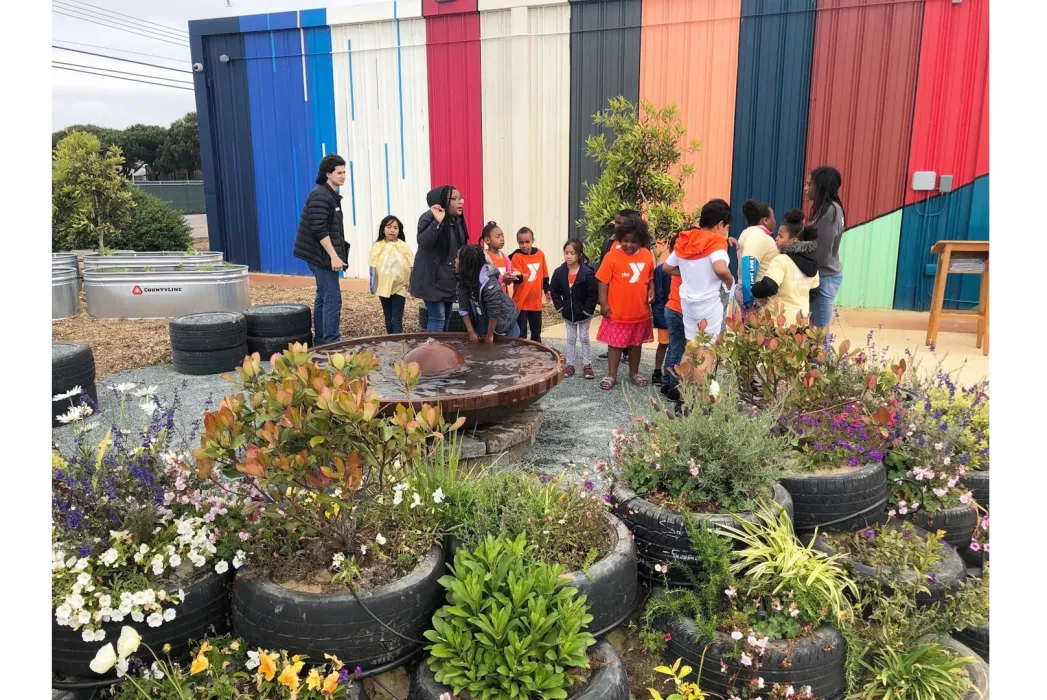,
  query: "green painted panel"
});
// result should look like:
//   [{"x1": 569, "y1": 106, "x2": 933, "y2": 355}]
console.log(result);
[{"x1": 835, "y1": 210, "x2": 901, "y2": 310}]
